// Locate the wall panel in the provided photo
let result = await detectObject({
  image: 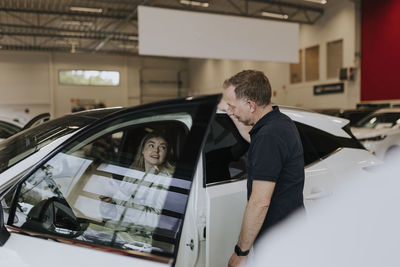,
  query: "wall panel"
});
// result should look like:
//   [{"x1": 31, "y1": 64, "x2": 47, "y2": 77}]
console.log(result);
[{"x1": 361, "y1": 0, "x2": 400, "y2": 101}]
